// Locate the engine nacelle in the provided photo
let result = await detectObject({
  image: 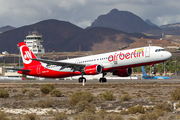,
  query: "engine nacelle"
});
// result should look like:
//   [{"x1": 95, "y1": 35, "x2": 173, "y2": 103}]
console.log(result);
[
  {"x1": 113, "y1": 68, "x2": 132, "y2": 77},
  {"x1": 85, "y1": 64, "x2": 102, "y2": 75}
]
